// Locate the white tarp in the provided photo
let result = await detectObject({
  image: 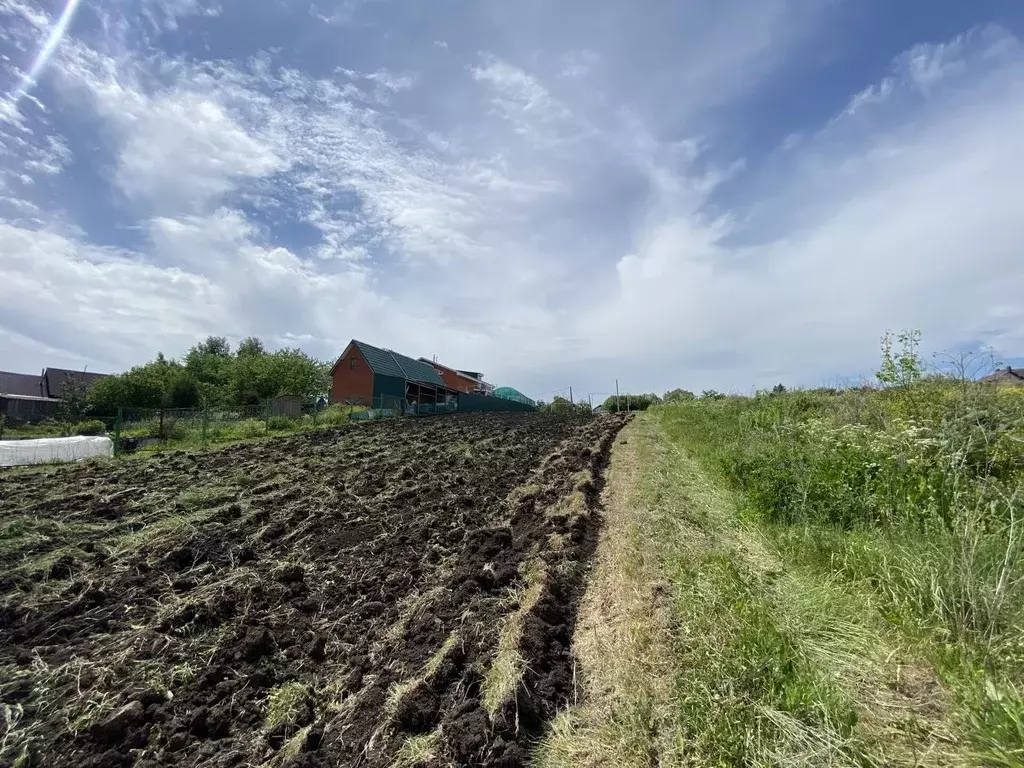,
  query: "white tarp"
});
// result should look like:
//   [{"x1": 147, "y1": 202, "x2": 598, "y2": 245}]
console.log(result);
[{"x1": 0, "y1": 436, "x2": 114, "y2": 467}]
